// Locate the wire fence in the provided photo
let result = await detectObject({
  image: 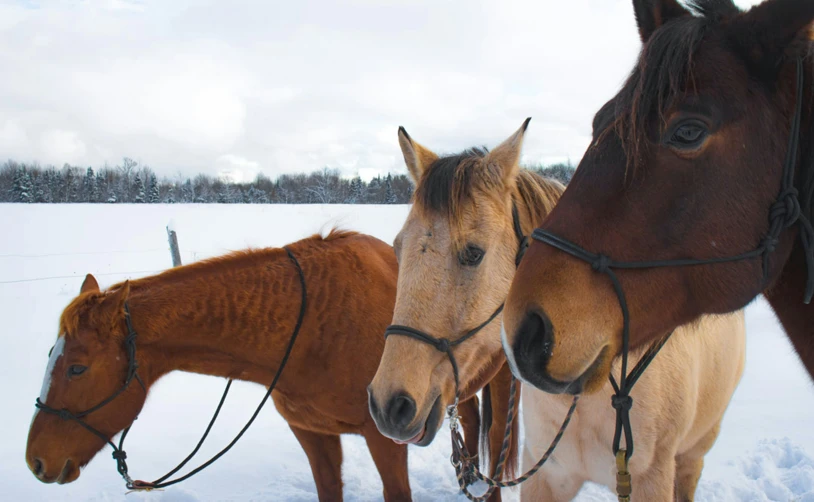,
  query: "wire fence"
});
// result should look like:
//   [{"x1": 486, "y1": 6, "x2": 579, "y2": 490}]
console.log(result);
[
  {"x1": 0, "y1": 228, "x2": 200, "y2": 285},
  {"x1": 0, "y1": 270, "x2": 167, "y2": 285}
]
